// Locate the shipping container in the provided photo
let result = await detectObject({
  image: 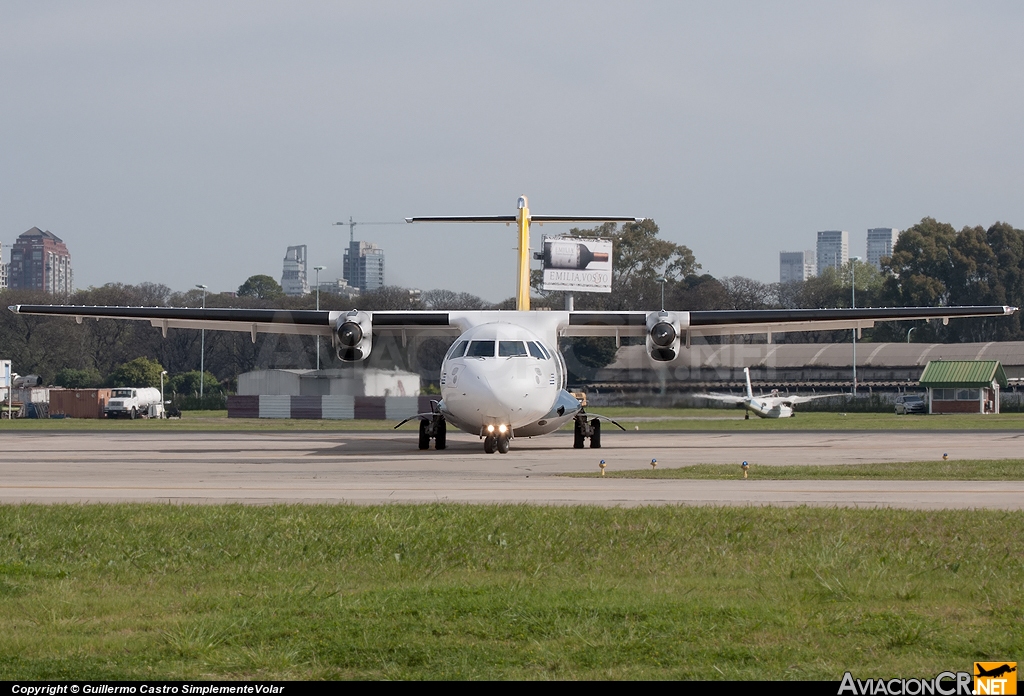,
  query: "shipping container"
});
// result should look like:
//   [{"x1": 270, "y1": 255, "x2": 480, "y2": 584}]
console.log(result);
[{"x1": 48, "y1": 389, "x2": 113, "y2": 419}]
